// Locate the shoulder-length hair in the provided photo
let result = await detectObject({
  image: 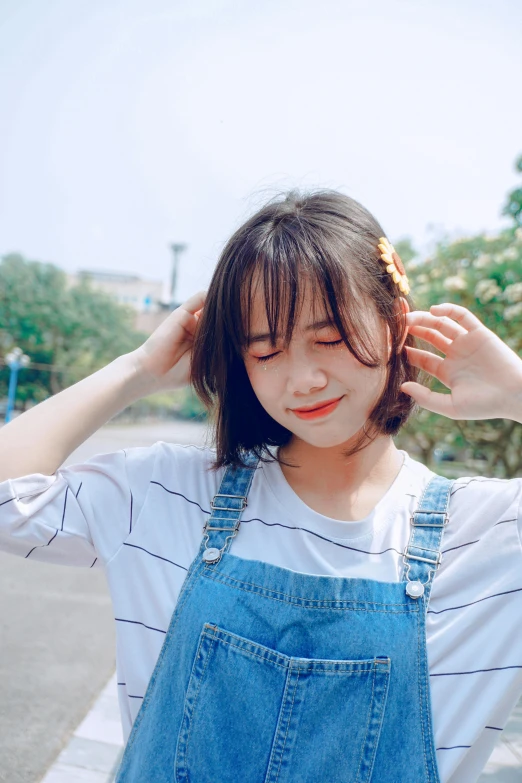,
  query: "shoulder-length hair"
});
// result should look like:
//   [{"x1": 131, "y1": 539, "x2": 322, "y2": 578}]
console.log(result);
[{"x1": 191, "y1": 189, "x2": 423, "y2": 469}]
